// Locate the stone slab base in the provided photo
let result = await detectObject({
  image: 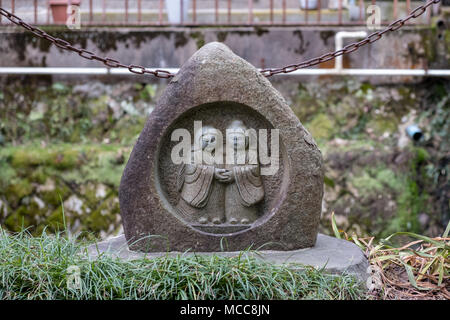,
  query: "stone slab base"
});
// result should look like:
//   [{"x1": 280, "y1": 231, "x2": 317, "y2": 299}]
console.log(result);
[{"x1": 87, "y1": 233, "x2": 369, "y2": 284}]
